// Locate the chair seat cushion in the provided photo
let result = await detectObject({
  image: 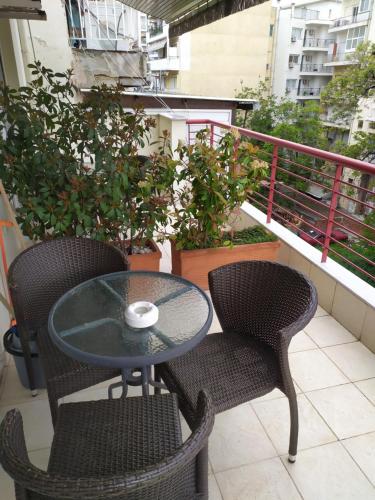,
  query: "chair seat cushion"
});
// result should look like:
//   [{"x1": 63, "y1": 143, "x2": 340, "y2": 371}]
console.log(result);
[
  {"x1": 158, "y1": 331, "x2": 282, "y2": 423},
  {"x1": 48, "y1": 394, "x2": 182, "y2": 477}
]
